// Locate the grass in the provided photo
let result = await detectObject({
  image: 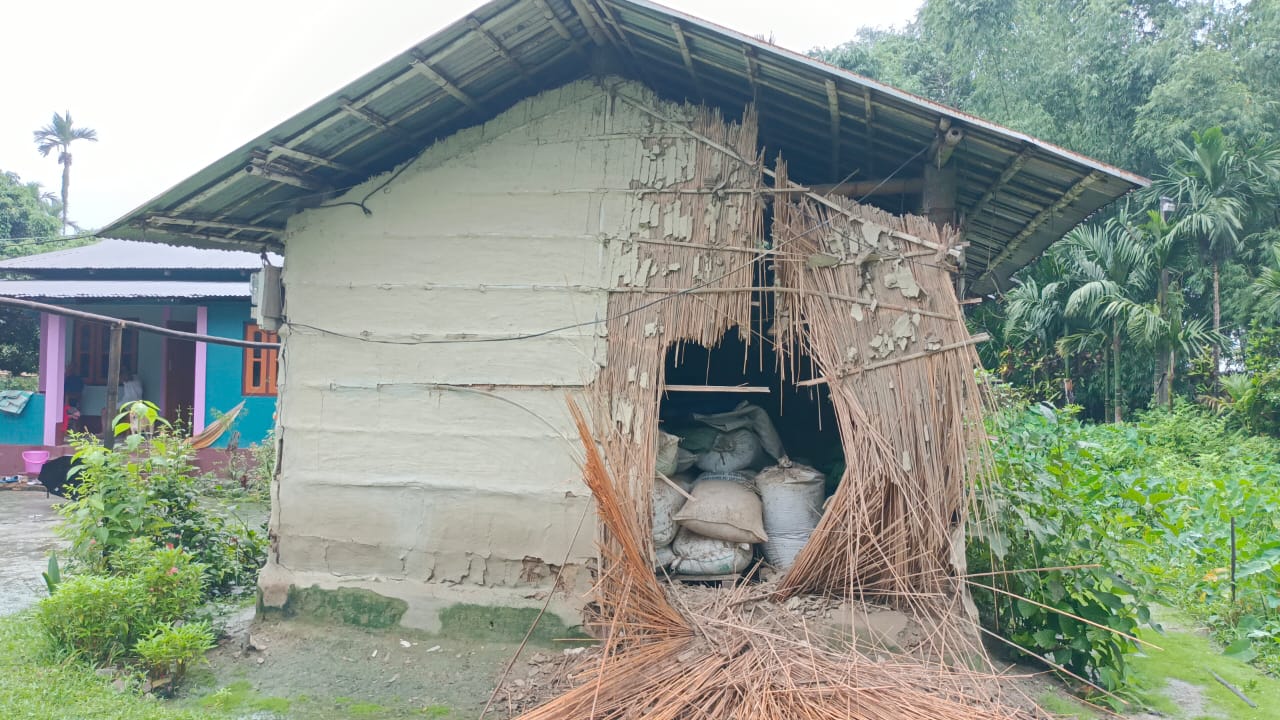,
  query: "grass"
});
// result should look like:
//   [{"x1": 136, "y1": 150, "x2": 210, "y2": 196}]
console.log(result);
[
  {"x1": 0, "y1": 612, "x2": 211, "y2": 720},
  {"x1": 1129, "y1": 622, "x2": 1280, "y2": 720},
  {"x1": 198, "y1": 679, "x2": 291, "y2": 714},
  {"x1": 1035, "y1": 692, "x2": 1099, "y2": 718}
]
